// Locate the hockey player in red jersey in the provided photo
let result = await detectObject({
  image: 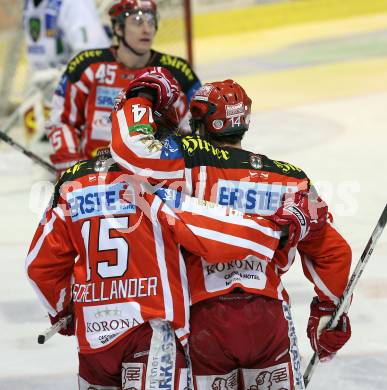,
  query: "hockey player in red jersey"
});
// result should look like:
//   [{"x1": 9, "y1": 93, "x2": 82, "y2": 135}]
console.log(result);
[
  {"x1": 26, "y1": 148, "x2": 295, "y2": 389},
  {"x1": 47, "y1": 0, "x2": 201, "y2": 175},
  {"x1": 108, "y1": 68, "x2": 352, "y2": 389}
]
